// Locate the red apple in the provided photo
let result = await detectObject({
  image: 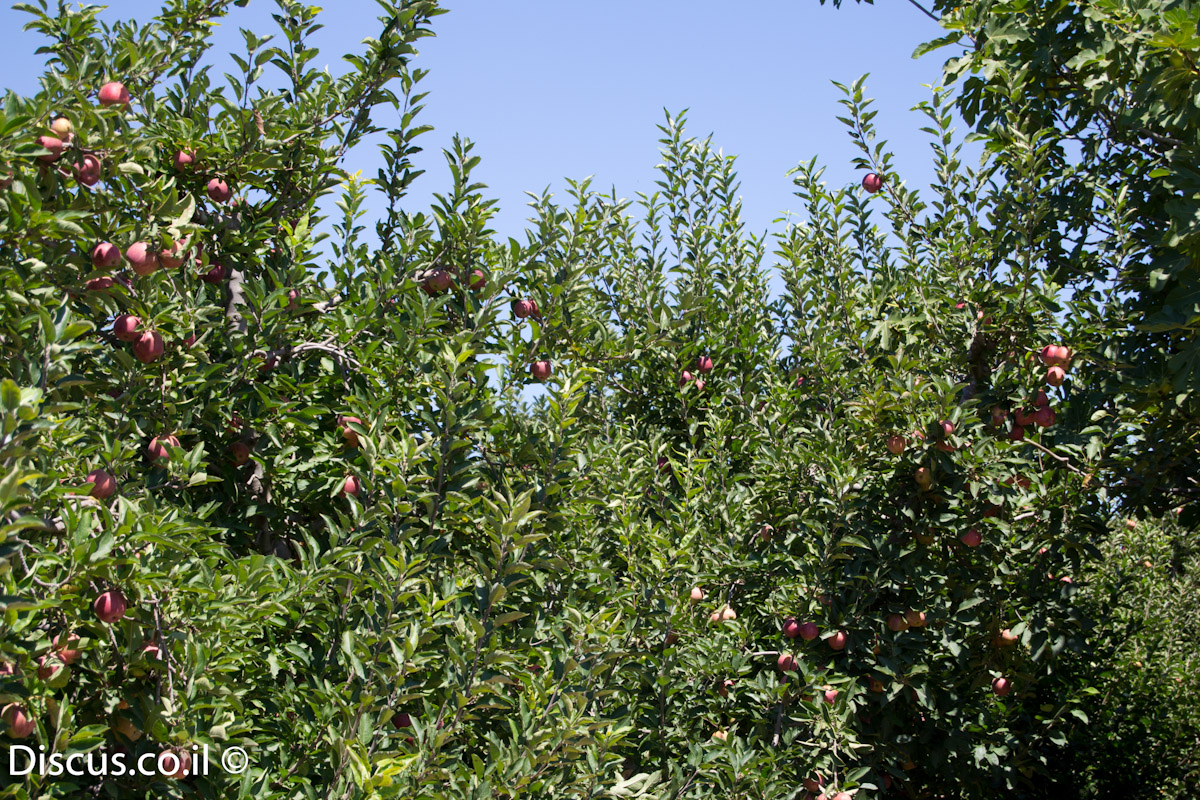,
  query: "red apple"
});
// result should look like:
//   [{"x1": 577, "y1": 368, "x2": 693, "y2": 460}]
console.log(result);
[
  {"x1": 828, "y1": 631, "x2": 848, "y2": 651},
  {"x1": 341, "y1": 474, "x2": 362, "y2": 497},
  {"x1": 1033, "y1": 405, "x2": 1056, "y2": 427},
  {"x1": 992, "y1": 676, "x2": 1012, "y2": 696},
  {"x1": 678, "y1": 369, "x2": 693, "y2": 387},
  {"x1": 338, "y1": 415, "x2": 363, "y2": 447},
  {"x1": 996, "y1": 629, "x2": 1018, "y2": 647},
  {"x1": 91, "y1": 241, "x2": 122, "y2": 269},
  {"x1": 940, "y1": 420, "x2": 955, "y2": 437},
  {"x1": 392, "y1": 711, "x2": 412, "y2": 730},
  {"x1": 229, "y1": 441, "x2": 251, "y2": 465},
  {"x1": 468, "y1": 269, "x2": 486, "y2": 290},
  {"x1": 832, "y1": 793, "x2": 852, "y2": 800},
  {"x1": 512, "y1": 298, "x2": 538, "y2": 319},
  {"x1": 1009, "y1": 425, "x2": 1026, "y2": 441},
  {"x1": 2, "y1": 703, "x2": 35, "y2": 738},
  {"x1": 782, "y1": 617, "x2": 802, "y2": 638},
  {"x1": 35, "y1": 135, "x2": 65, "y2": 163},
  {"x1": 530, "y1": 360, "x2": 552, "y2": 381},
  {"x1": 75, "y1": 154, "x2": 102, "y2": 186},
  {"x1": 886, "y1": 435, "x2": 906, "y2": 455},
  {"x1": 711, "y1": 730, "x2": 727, "y2": 742},
  {"x1": 133, "y1": 330, "x2": 164, "y2": 363},
  {"x1": 113, "y1": 314, "x2": 140, "y2": 342},
  {"x1": 717, "y1": 678, "x2": 734, "y2": 698},
  {"x1": 87, "y1": 276, "x2": 116, "y2": 291},
  {"x1": 206, "y1": 178, "x2": 232, "y2": 203},
  {"x1": 823, "y1": 688, "x2": 839, "y2": 704},
  {"x1": 161, "y1": 748, "x2": 192, "y2": 779},
  {"x1": 97, "y1": 81, "x2": 130, "y2": 108},
  {"x1": 758, "y1": 524, "x2": 772, "y2": 542},
  {"x1": 126, "y1": 242, "x2": 159, "y2": 275},
  {"x1": 85, "y1": 468, "x2": 117, "y2": 499},
  {"x1": 961, "y1": 528, "x2": 982, "y2": 548},
  {"x1": 689, "y1": 586, "x2": 705, "y2": 603},
  {"x1": 1034, "y1": 390, "x2": 1050, "y2": 409},
  {"x1": 720, "y1": 605, "x2": 737, "y2": 621},
  {"x1": 37, "y1": 654, "x2": 66, "y2": 681},
  {"x1": 422, "y1": 269, "x2": 453, "y2": 295},
  {"x1": 803, "y1": 775, "x2": 825, "y2": 793},
  {"x1": 904, "y1": 609, "x2": 927, "y2": 628},
  {"x1": 93, "y1": 589, "x2": 127, "y2": 623},
  {"x1": 1014, "y1": 407, "x2": 1034, "y2": 427},
  {"x1": 146, "y1": 434, "x2": 180, "y2": 462},
  {"x1": 798, "y1": 621, "x2": 819, "y2": 641},
  {"x1": 862, "y1": 172, "x2": 883, "y2": 193},
  {"x1": 887, "y1": 614, "x2": 908, "y2": 632},
  {"x1": 201, "y1": 263, "x2": 227, "y2": 284},
  {"x1": 172, "y1": 150, "x2": 195, "y2": 171},
  {"x1": 695, "y1": 355, "x2": 714, "y2": 374},
  {"x1": 53, "y1": 633, "x2": 81, "y2": 664},
  {"x1": 1040, "y1": 344, "x2": 1071, "y2": 367},
  {"x1": 159, "y1": 238, "x2": 188, "y2": 269},
  {"x1": 694, "y1": 378, "x2": 706, "y2": 391},
  {"x1": 990, "y1": 406, "x2": 1008, "y2": 427},
  {"x1": 1046, "y1": 365, "x2": 1065, "y2": 387},
  {"x1": 777, "y1": 652, "x2": 798, "y2": 672}
]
